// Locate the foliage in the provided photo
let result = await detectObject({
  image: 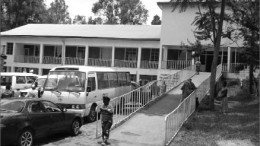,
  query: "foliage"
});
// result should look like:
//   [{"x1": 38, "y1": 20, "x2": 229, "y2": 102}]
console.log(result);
[
  {"x1": 181, "y1": 40, "x2": 208, "y2": 59},
  {"x1": 151, "y1": 15, "x2": 161, "y2": 25},
  {"x1": 87, "y1": 16, "x2": 103, "y2": 24},
  {"x1": 171, "y1": 0, "x2": 227, "y2": 109},
  {"x1": 45, "y1": 0, "x2": 71, "y2": 24},
  {"x1": 92, "y1": 0, "x2": 148, "y2": 24},
  {"x1": 73, "y1": 15, "x2": 87, "y2": 24},
  {"x1": 1, "y1": 0, "x2": 47, "y2": 31}
]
